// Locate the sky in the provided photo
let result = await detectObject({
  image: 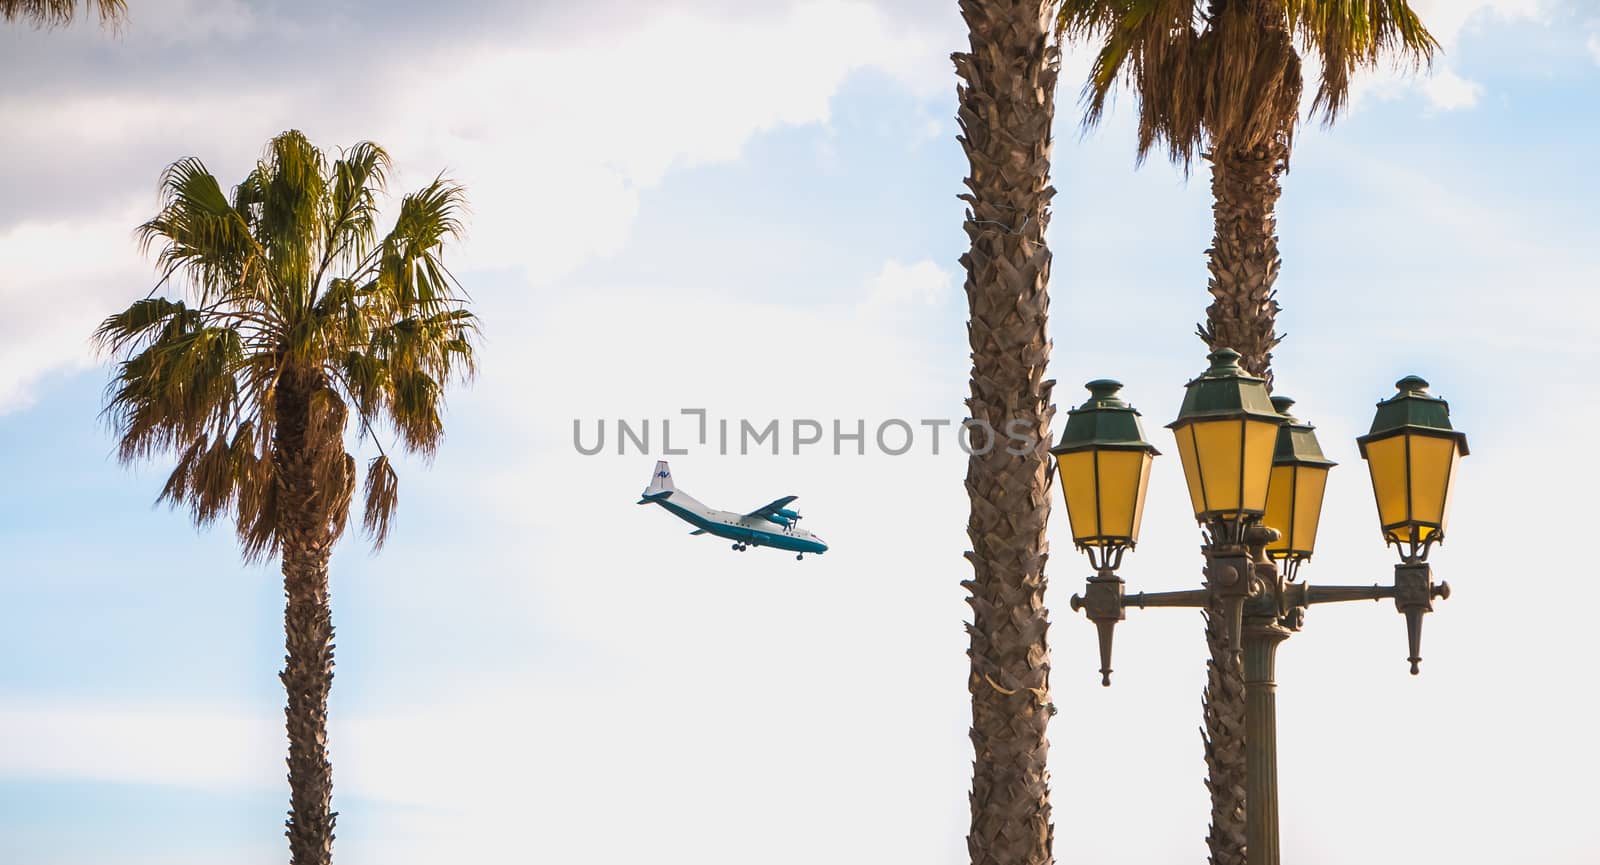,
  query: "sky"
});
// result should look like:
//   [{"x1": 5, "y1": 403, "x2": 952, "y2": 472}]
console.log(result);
[{"x1": 1, "y1": 1, "x2": 1598, "y2": 863}]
